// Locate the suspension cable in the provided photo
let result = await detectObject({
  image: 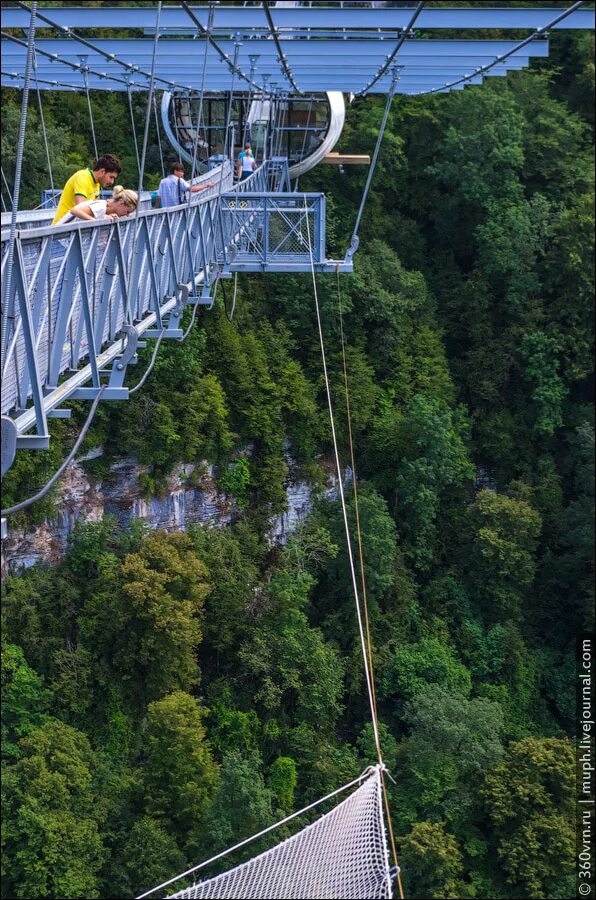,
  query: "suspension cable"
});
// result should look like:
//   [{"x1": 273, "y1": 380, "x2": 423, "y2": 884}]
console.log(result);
[
  {"x1": 212, "y1": 43, "x2": 240, "y2": 263},
  {"x1": 334, "y1": 267, "x2": 405, "y2": 900},
  {"x1": 153, "y1": 93, "x2": 165, "y2": 179},
  {"x1": 13, "y1": 1, "x2": 191, "y2": 93},
  {"x1": 302, "y1": 194, "x2": 383, "y2": 765},
  {"x1": 227, "y1": 272, "x2": 239, "y2": 322},
  {"x1": 125, "y1": 2, "x2": 162, "y2": 327},
  {"x1": 82, "y1": 65, "x2": 98, "y2": 159},
  {"x1": 262, "y1": 1, "x2": 302, "y2": 95},
  {"x1": 33, "y1": 55, "x2": 55, "y2": 202},
  {"x1": 181, "y1": 1, "x2": 216, "y2": 300},
  {"x1": 293, "y1": 94, "x2": 315, "y2": 190},
  {"x1": 257, "y1": 75, "x2": 270, "y2": 165},
  {"x1": 127, "y1": 82, "x2": 141, "y2": 184},
  {"x1": 137, "y1": 5, "x2": 161, "y2": 196},
  {"x1": 347, "y1": 68, "x2": 399, "y2": 261},
  {"x1": 179, "y1": 296, "x2": 199, "y2": 342},
  {"x1": 1, "y1": 1, "x2": 37, "y2": 368},
  {"x1": 187, "y1": 2, "x2": 214, "y2": 187},
  {"x1": 268, "y1": 88, "x2": 280, "y2": 161},
  {"x1": 241, "y1": 57, "x2": 259, "y2": 148},
  {"x1": 357, "y1": 0, "x2": 426, "y2": 97},
  {"x1": 274, "y1": 90, "x2": 286, "y2": 160},
  {"x1": 424, "y1": 0, "x2": 586, "y2": 96},
  {"x1": 128, "y1": 333, "x2": 164, "y2": 395},
  {"x1": 223, "y1": 39, "x2": 241, "y2": 163},
  {"x1": 215, "y1": 38, "x2": 240, "y2": 211},
  {"x1": 274, "y1": 89, "x2": 290, "y2": 162},
  {"x1": 180, "y1": 1, "x2": 261, "y2": 93},
  {"x1": 274, "y1": 91, "x2": 287, "y2": 160},
  {"x1": 172, "y1": 94, "x2": 184, "y2": 159},
  {"x1": 335, "y1": 269, "x2": 379, "y2": 728},
  {"x1": 2, "y1": 27, "x2": 157, "y2": 93},
  {"x1": 266, "y1": 88, "x2": 276, "y2": 161},
  {"x1": 1, "y1": 386, "x2": 106, "y2": 517},
  {"x1": 304, "y1": 204, "x2": 403, "y2": 896},
  {"x1": 1, "y1": 167, "x2": 14, "y2": 208}
]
